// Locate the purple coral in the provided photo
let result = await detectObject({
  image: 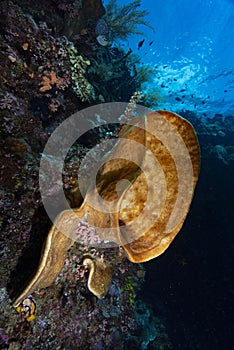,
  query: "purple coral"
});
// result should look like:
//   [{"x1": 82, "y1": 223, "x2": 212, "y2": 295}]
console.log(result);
[{"x1": 75, "y1": 220, "x2": 102, "y2": 247}]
